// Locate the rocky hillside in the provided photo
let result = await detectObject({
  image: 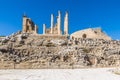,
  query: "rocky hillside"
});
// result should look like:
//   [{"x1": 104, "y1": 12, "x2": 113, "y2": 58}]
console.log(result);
[{"x1": 0, "y1": 32, "x2": 120, "y2": 69}]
